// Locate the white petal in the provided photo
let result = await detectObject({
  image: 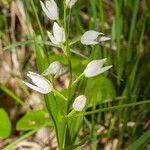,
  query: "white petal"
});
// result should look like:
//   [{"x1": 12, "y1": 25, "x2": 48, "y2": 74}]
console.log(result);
[
  {"x1": 81, "y1": 30, "x2": 104, "y2": 45},
  {"x1": 23, "y1": 81, "x2": 50, "y2": 94},
  {"x1": 47, "y1": 31, "x2": 58, "y2": 45},
  {"x1": 99, "y1": 36, "x2": 111, "y2": 42},
  {"x1": 26, "y1": 72, "x2": 53, "y2": 93},
  {"x1": 66, "y1": 0, "x2": 78, "y2": 8},
  {"x1": 84, "y1": 59, "x2": 112, "y2": 78},
  {"x1": 40, "y1": 0, "x2": 58, "y2": 20},
  {"x1": 73, "y1": 95, "x2": 86, "y2": 111},
  {"x1": 40, "y1": 1, "x2": 51, "y2": 19},
  {"x1": 45, "y1": 0, "x2": 59, "y2": 20},
  {"x1": 97, "y1": 65, "x2": 112, "y2": 74},
  {"x1": 53, "y1": 22, "x2": 65, "y2": 44},
  {"x1": 42, "y1": 61, "x2": 62, "y2": 76}
]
